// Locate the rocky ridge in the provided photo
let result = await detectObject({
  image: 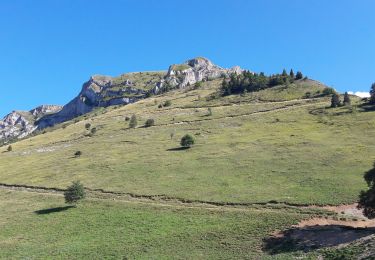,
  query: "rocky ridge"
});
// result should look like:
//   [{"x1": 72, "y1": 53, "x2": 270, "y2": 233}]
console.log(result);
[
  {"x1": 2, "y1": 57, "x2": 242, "y2": 141},
  {"x1": 0, "y1": 105, "x2": 62, "y2": 142}
]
